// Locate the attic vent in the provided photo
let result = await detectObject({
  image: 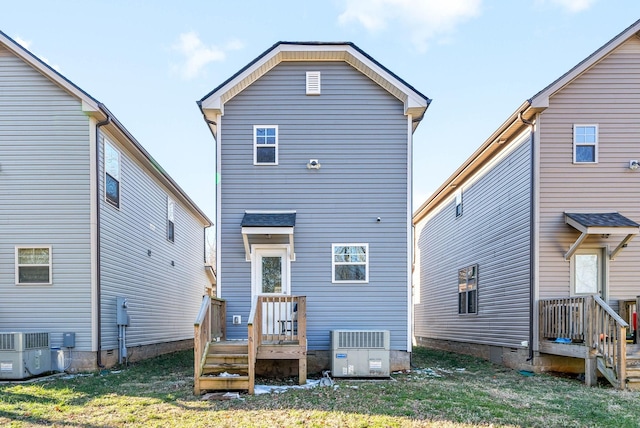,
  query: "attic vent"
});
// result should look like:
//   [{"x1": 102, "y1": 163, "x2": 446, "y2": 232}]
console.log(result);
[{"x1": 306, "y1": 71, "x2": 321, "y2": 95}]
